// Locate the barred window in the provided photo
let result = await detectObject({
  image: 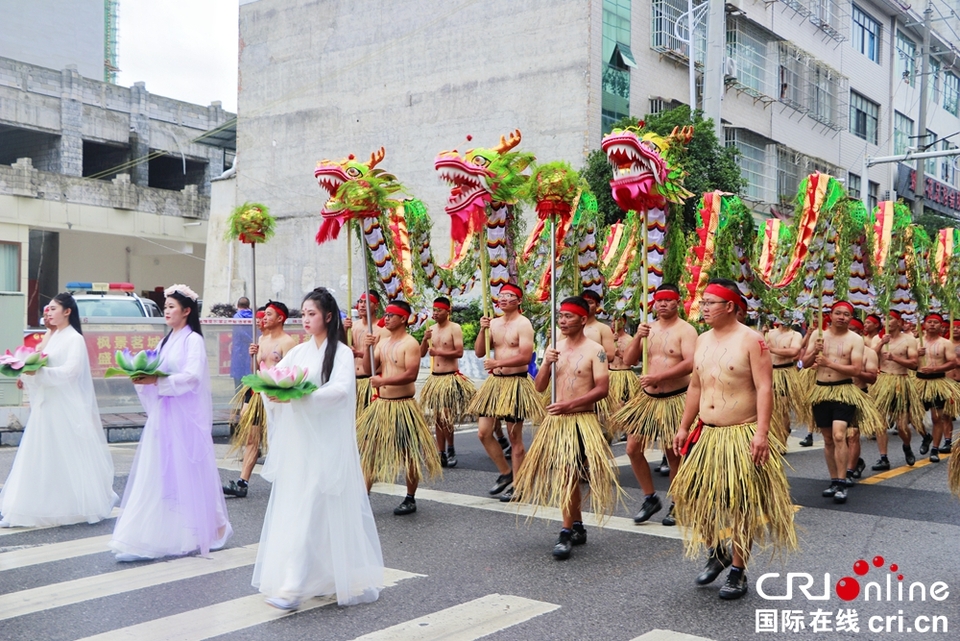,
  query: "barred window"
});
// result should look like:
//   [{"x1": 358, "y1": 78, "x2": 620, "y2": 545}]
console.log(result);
[
  {"x1": 726, "y1": 129, "x2": 775, "y2": 202},
  {"x1": 727, "y1": 18, "x2": 772, "y2": 96}
]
